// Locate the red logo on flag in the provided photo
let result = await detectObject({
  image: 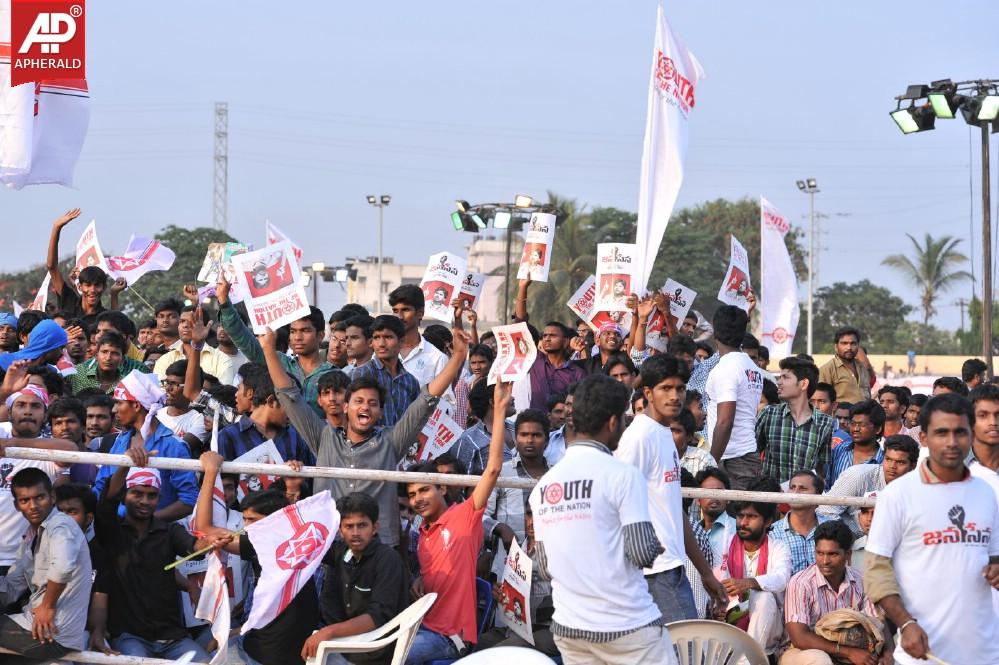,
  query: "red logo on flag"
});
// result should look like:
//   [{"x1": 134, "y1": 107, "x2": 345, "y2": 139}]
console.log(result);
[
  {"x1": 275, "y1": 522, "x2": 330, "y2": 570},
  {"x1": 10, "y1": 0, "x2": 86, "y2": 86},
  {"x1": 654, "y1": 50, "x2": 695, "y2": 110}
]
